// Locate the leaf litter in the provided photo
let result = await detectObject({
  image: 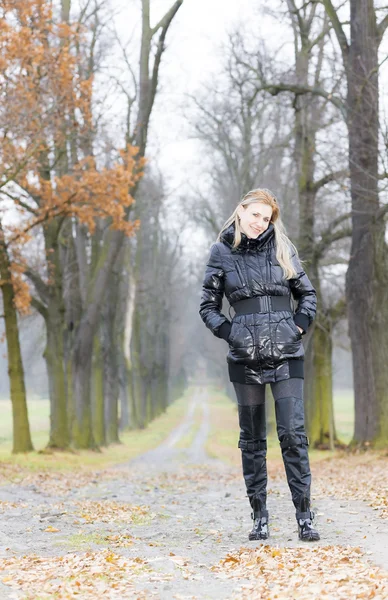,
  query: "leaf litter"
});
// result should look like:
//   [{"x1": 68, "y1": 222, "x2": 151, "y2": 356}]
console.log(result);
[
  {"x1": 311, "y1": 453, "x2": 388, "y2": 519},
  {"x1": 0, "y1": 453, "x2": 387, "y2": 597},
  {"x1": 212, "y1": 544, "x2": 388, "y2": 599},
  {"x1": 0, "y1": 550, "x2": 152, "y2": 599}
]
